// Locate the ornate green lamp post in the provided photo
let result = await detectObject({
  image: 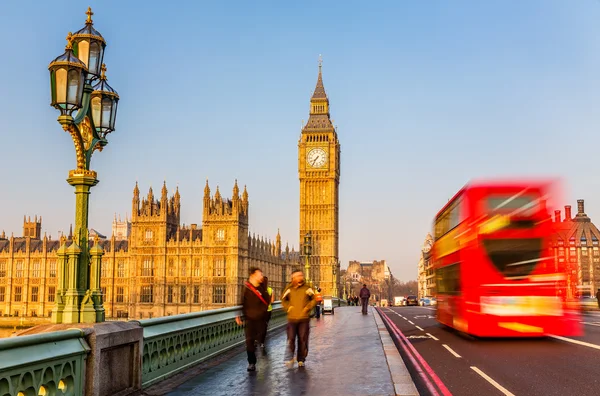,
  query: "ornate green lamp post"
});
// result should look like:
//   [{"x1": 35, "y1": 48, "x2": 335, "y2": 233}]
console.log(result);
[
  {"x1": 303, "y1": 232, "x2": 312, "y2": 285},
  {"x1": 48, "y1": 7, "x2": 119, "y2": 324}
]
